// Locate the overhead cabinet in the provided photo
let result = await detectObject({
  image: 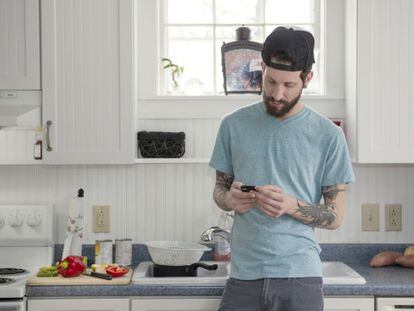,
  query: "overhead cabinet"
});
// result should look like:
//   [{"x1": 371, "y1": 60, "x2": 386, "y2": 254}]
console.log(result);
[
  {"x1": 41, "y1": 0, "x2": 135, "y2": 164},
  {"x1": 346, "y1": 0, "x2": 414, "y2": 163},
  {"x1": 0, "y1": 0, "x2": 40, "y2": 90}
]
